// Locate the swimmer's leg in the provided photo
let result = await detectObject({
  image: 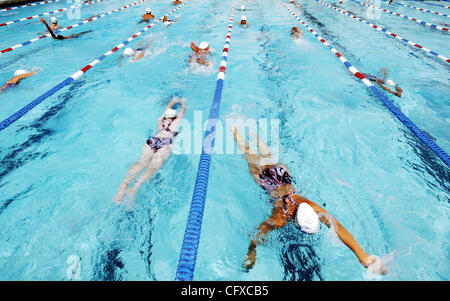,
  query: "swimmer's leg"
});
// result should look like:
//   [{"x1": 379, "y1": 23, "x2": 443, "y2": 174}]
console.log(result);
[
  {"x1": 127, "y1": 145, "x2": 172, "y2": 201},
  {"x1": 115, "y1": 144, "x2": 153, "y2": 203}
]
